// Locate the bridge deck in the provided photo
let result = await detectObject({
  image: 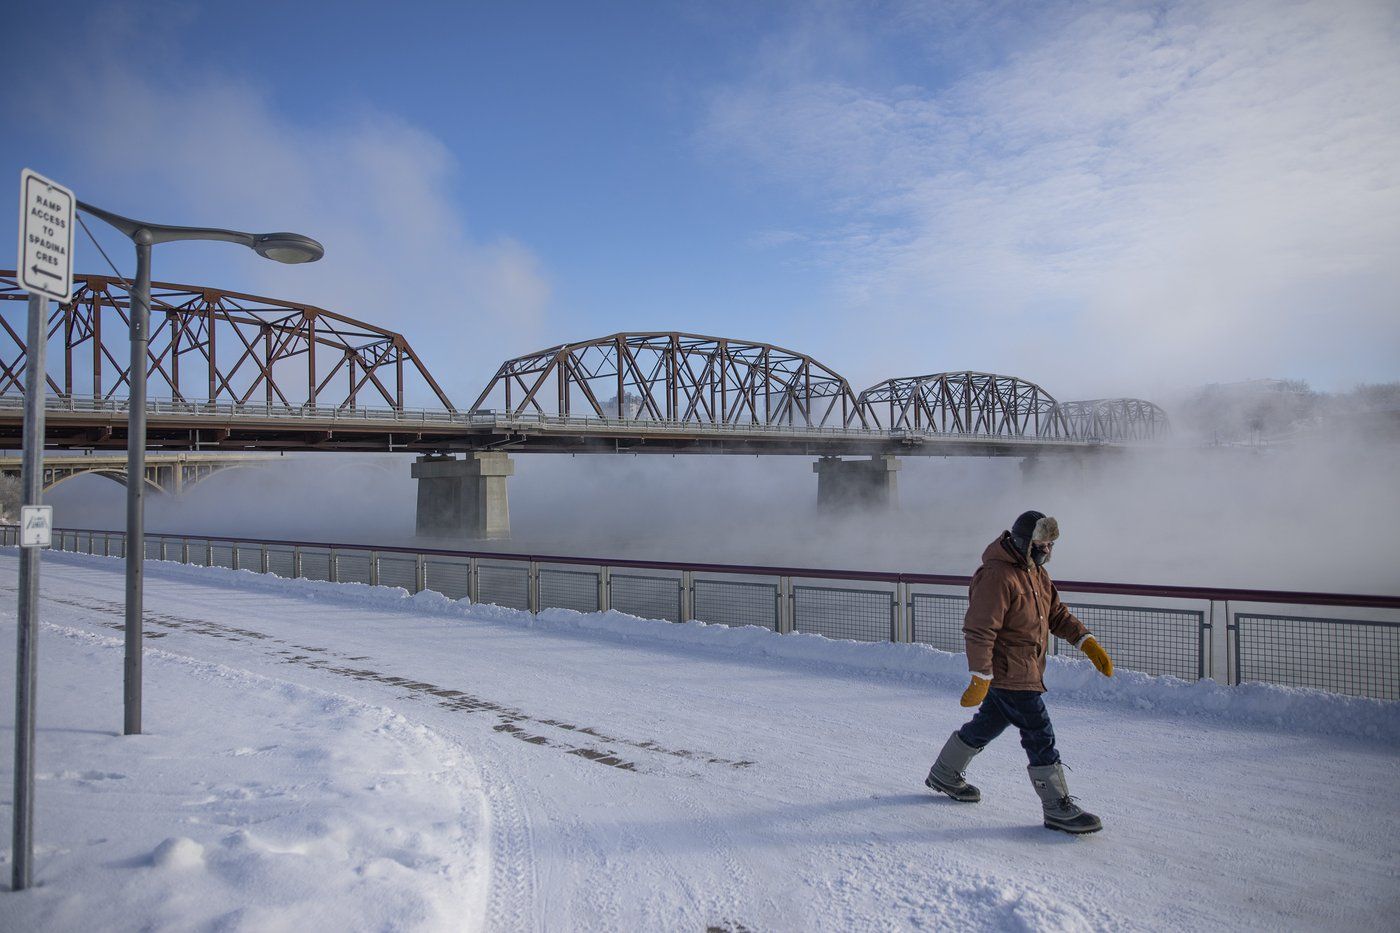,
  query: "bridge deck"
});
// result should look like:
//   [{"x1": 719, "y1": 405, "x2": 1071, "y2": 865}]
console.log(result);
[{"x1": 0, "y1": 396, "x2": 1115, "y2": 456}]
